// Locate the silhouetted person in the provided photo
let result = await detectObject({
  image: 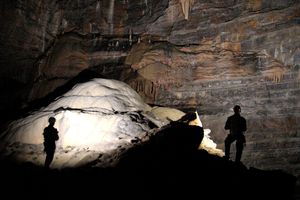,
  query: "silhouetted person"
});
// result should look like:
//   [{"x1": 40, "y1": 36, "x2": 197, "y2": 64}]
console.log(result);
[
  {"x1": 224, "y1": 105, "x2": 247, "y2": 162},
  {"x1": 43, "y1": 117, "x2": 59, "y2": 169}
]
